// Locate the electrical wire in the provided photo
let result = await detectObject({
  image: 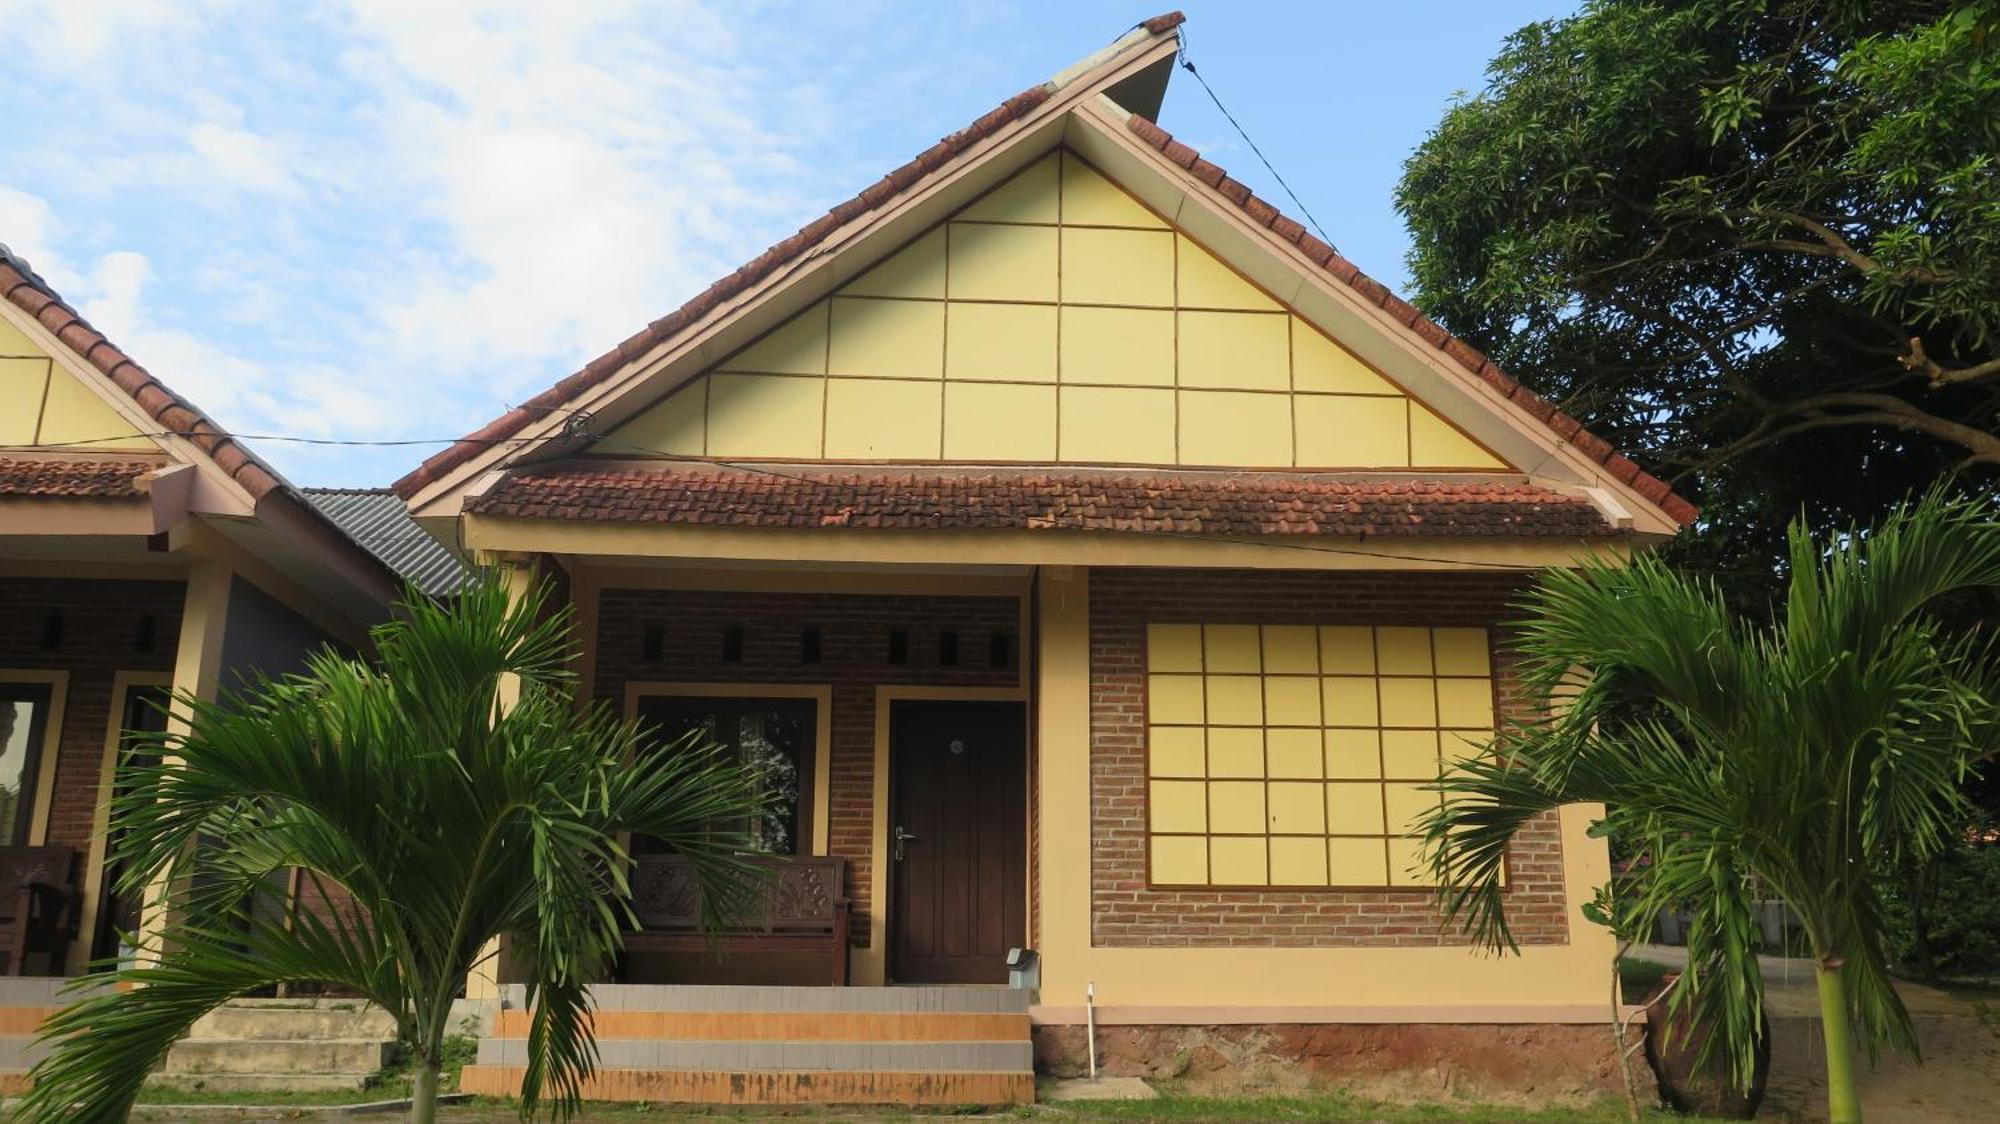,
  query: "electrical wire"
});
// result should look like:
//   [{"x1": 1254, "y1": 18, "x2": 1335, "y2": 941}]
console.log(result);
[{"x1": 1173, "y1": 29, "x2": 1335, "y2": 252}]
